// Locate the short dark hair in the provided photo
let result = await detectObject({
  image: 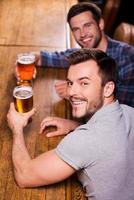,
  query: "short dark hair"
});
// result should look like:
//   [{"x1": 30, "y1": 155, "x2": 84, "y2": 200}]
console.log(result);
[
  {"x1": 67, "y1": 2, "x2": 102, "y2": 24},
  {"x1": 67, "y1": 48, "x2": 118, "y2": 96}
]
